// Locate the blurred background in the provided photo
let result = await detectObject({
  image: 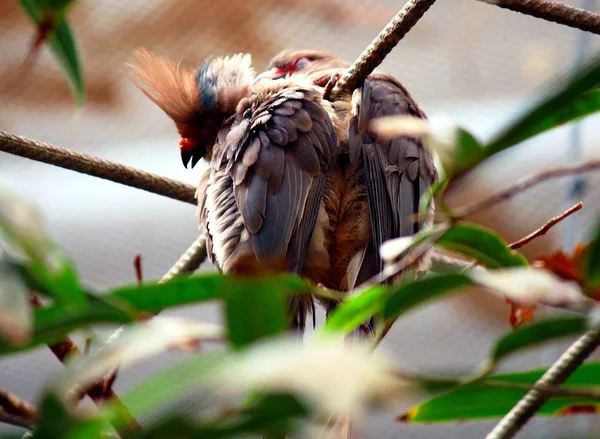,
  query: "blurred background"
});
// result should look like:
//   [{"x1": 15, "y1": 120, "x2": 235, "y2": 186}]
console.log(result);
[{"x1": 2, "y1": 0, "x2": 600, "y2": 437}]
